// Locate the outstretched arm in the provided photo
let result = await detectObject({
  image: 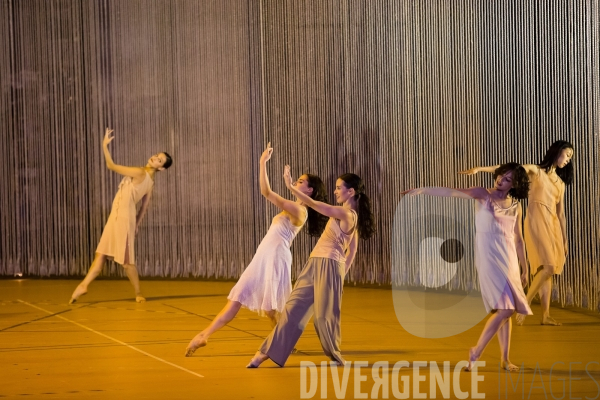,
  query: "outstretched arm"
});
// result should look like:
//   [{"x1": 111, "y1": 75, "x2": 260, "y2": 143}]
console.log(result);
[
  {"x1": 102, "y1": 128, "x2": 146, "y2": 179},
  {"x1": 284, "y1": 165, "x2": 351, "y2": 222},
  {"x1": 259, "y1": 144, "x2": 306, "y2": 224},
  {"x1": 514, "y1": 203, "x2": 529, "y2": 286},
  {"x1": 136, "y1": 190, "x2": 153, "y2": 234},
  {"x1": 401, "y1": 186, "x2": 489, "y2": 200},
  {"x1": 458, "y1": 165, "x2": 499, "y2": 175},
  {"x1": 459, "y1": 164, "x2": 539, "y2": 175}
]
